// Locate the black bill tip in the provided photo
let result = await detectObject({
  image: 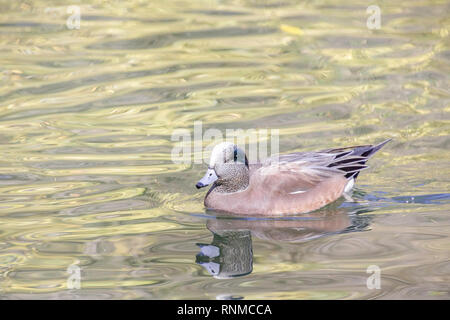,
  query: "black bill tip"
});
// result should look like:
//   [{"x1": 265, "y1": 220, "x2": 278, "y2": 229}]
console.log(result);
[{"x1": 196, "y1": 182, "x2": 205, "y2": 189}]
